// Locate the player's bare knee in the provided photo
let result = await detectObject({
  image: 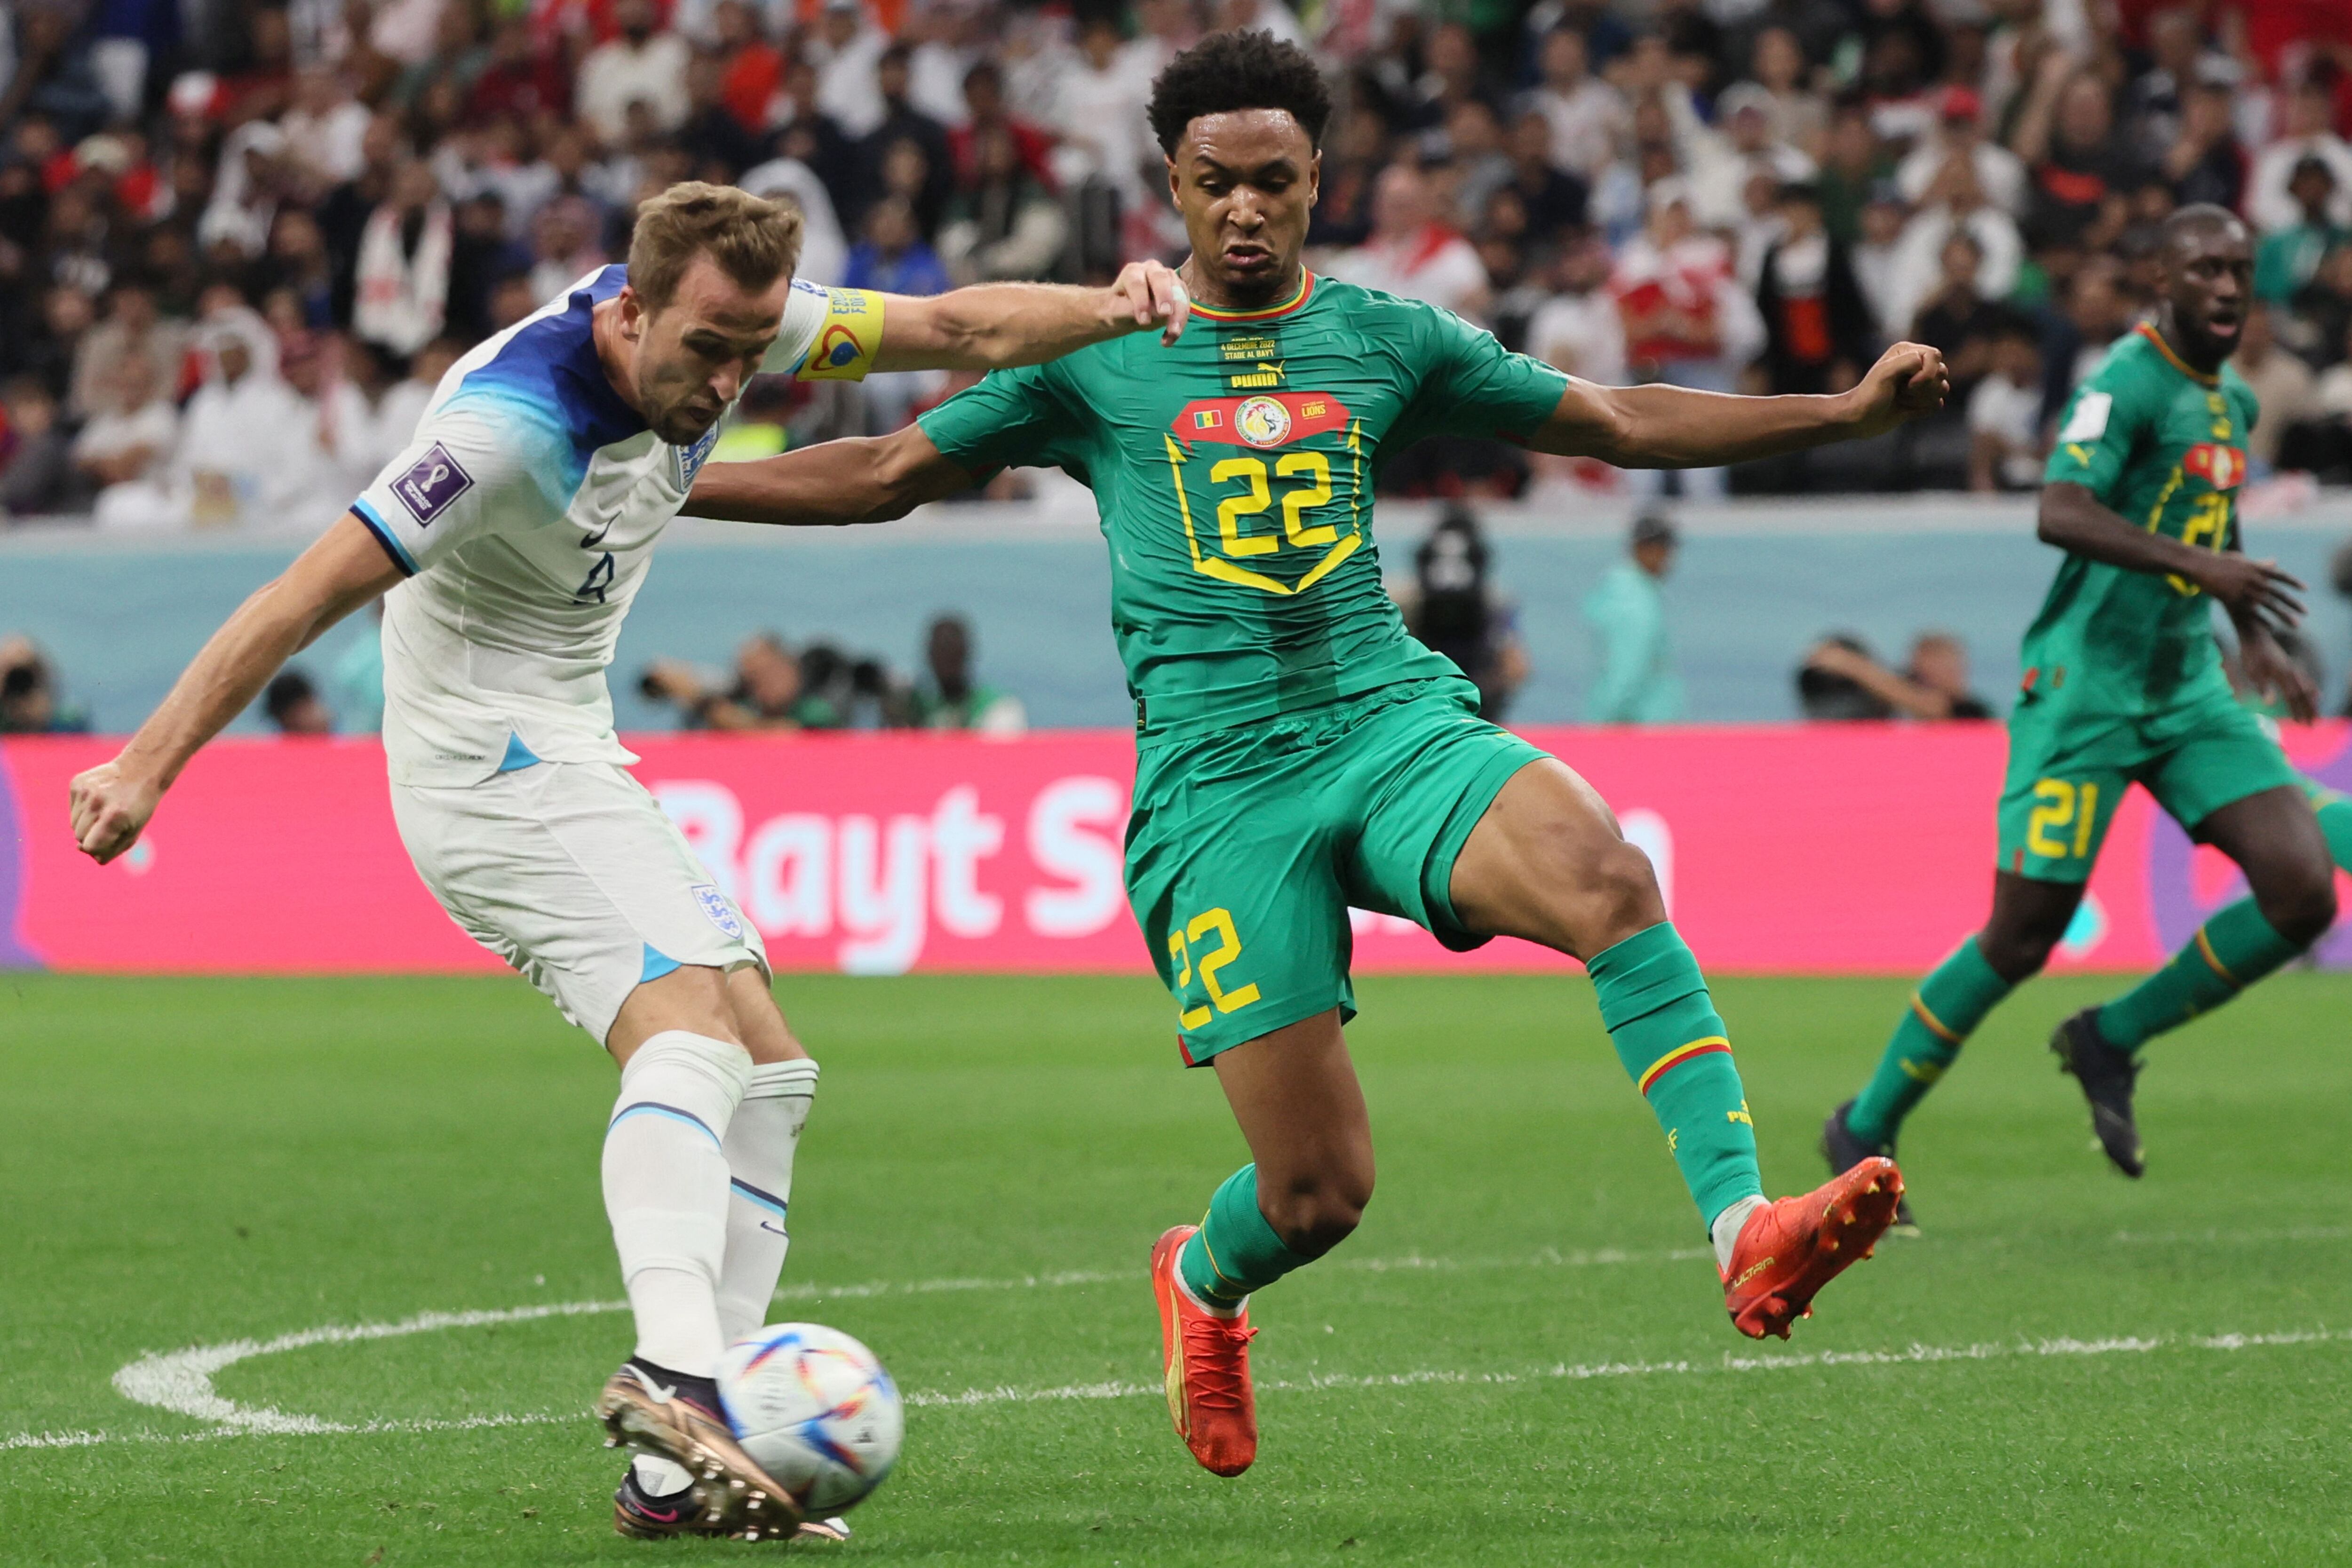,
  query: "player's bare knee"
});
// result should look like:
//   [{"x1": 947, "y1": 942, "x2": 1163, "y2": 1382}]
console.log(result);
[
  {"x1": 1562, "y1": 836, "x2": 1666, "y2": 949},
  {"x1": 2257, "y1": 865, "x2": 2337, "y2": 947},
  {"x1": 1261, "y1": 1170, "x2": 1372, "y2": 1259},
  {"x1": 727, "y1": 970, "x2": 807, "y2": 1063},
  {"x1": 1976, "y1": 926, "x2": 2057, "y2": 984}
]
